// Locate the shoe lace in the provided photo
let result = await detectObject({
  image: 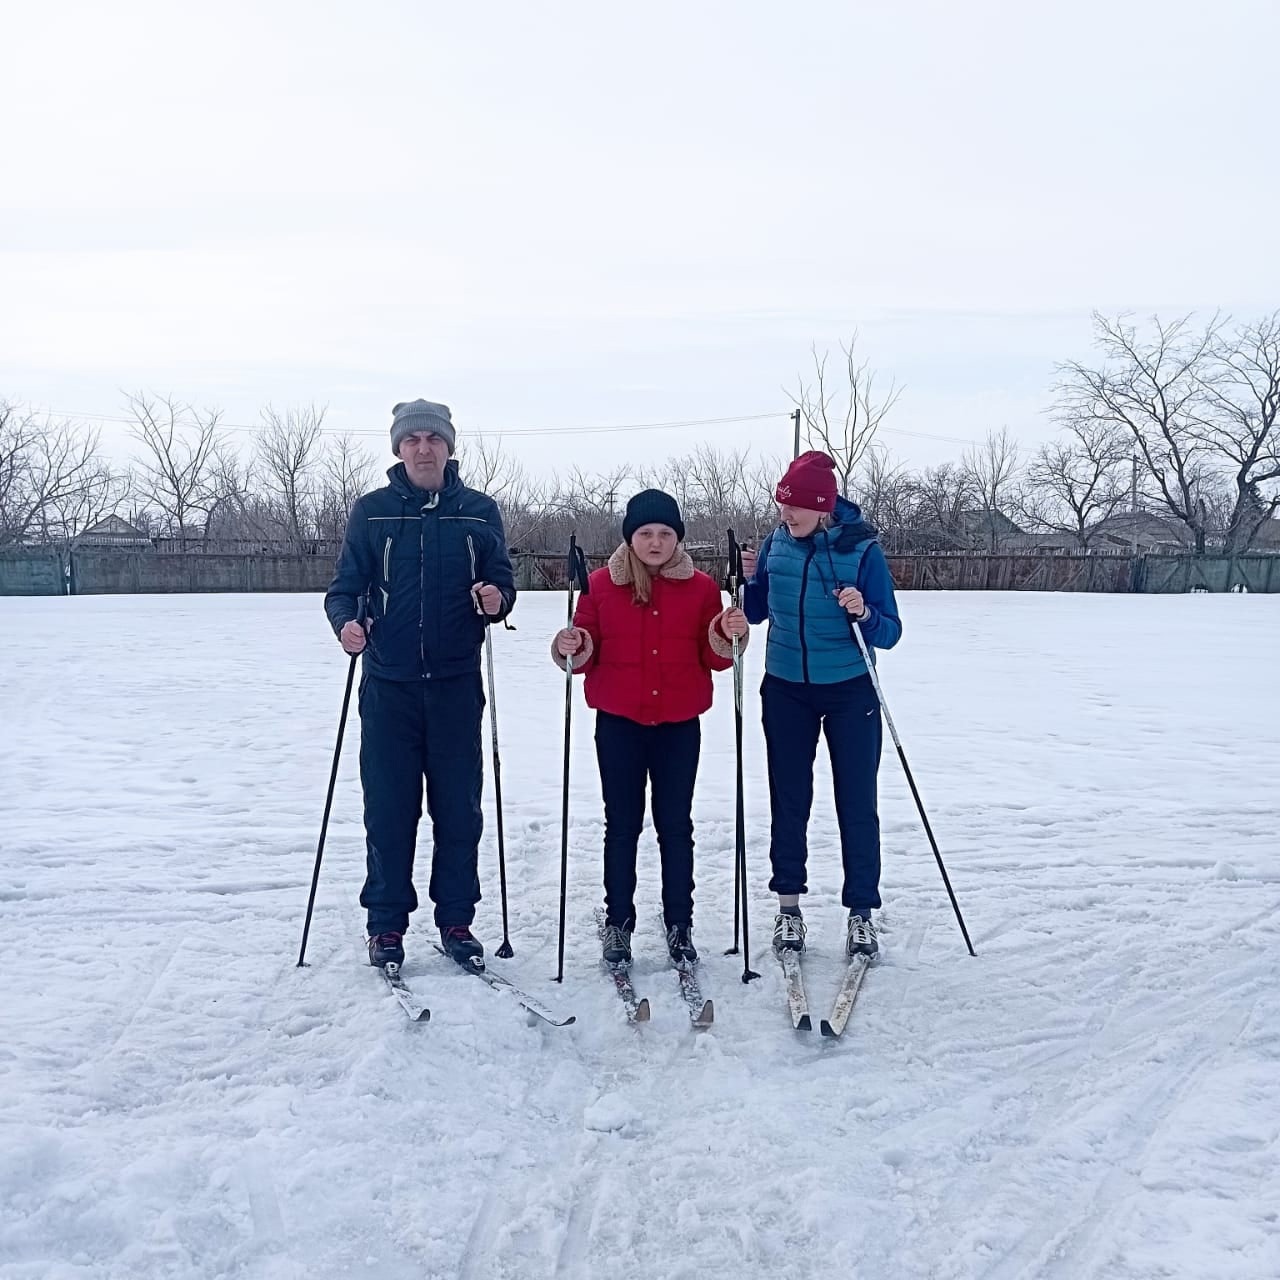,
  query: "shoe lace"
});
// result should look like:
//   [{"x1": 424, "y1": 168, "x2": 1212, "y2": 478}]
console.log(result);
[
  {"x1": 443, "y1": 926, "x2": 475, "y2": 942},
  {"x1": 602, "y1": 924, "x2": 630, "y2": 952},
  {"x1": 847, "y1": 915, "x2": 875, "y2": 945},
  {"x1": 775, "y1": 913, "x2": 805, "y2": 942}
]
